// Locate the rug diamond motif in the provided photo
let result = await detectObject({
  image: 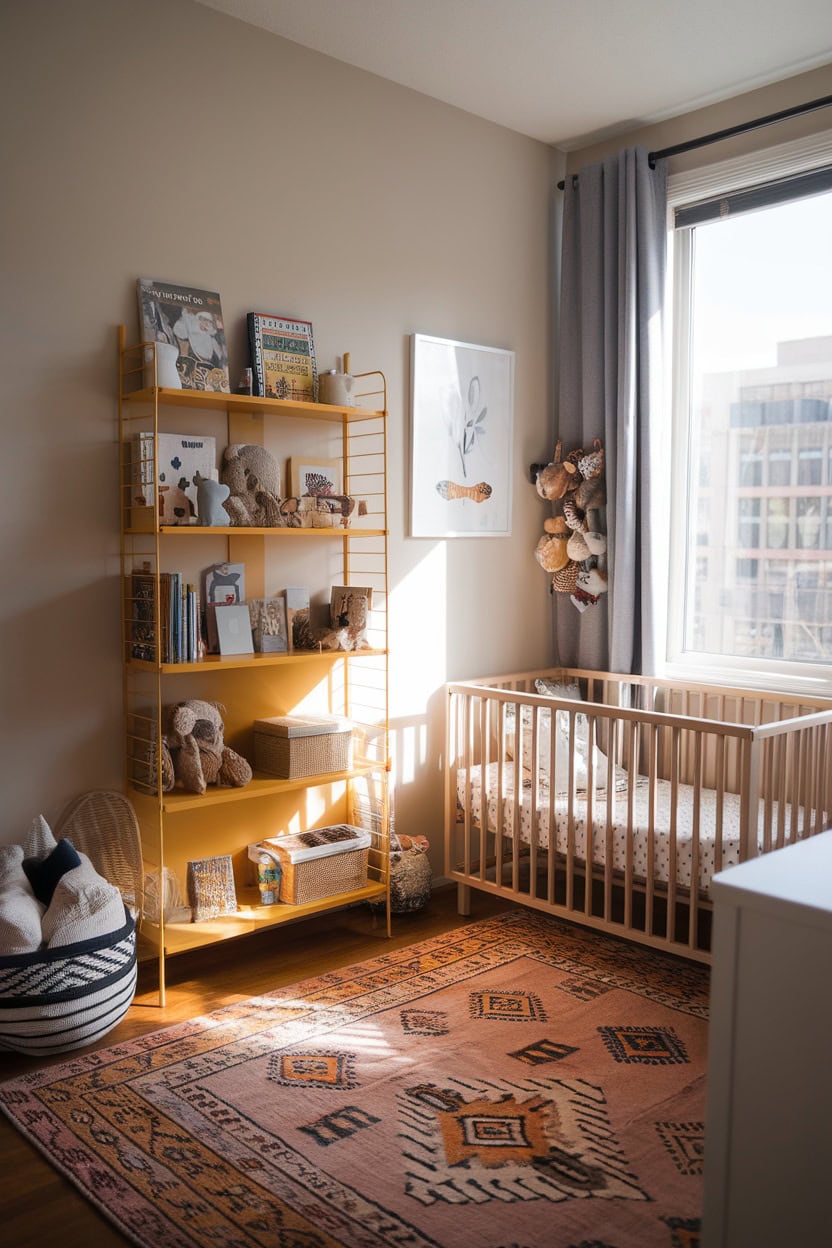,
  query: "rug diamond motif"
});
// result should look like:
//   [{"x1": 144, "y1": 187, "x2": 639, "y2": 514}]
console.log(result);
[
  {"x1": 469, "y1": 989, "x2": 547, "y2": 1022},
  {"x1": 267, "y1": 1050, "x2": 357, "y2": 1089},
  {"x1": 598, "y1": 1025, "x2": 690, "y2": 1065},
  {"x1": 398, "y1": 1075, "x2": 648, "y2": 1205},
  {"x1": 655, "y1": 1122, "x2": 706, "y2": 1175}
]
